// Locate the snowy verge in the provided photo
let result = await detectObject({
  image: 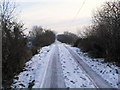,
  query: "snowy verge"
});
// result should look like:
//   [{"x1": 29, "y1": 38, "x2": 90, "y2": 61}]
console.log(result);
[
  {"x1": 69, "y1": 46, "x2": 120, "y2": 88},
  {"x1": 12, "y1": 44, "x2": 55, "y2": 88}
]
